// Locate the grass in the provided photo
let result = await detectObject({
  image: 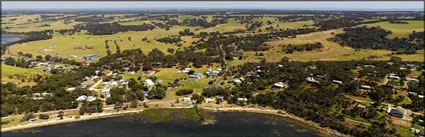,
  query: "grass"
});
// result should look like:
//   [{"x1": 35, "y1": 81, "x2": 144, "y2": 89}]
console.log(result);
[
  {"x1": 363, "y1": 20, "x2": 424, "y2": 38},
  {"x1": 1, "y1": 64, "x2": 49, "y2": 86},
  {"x1": 7, "y1": 26, "x2": 202, "y2": 60},
  {"x1": 233, "y1": 28, "x2": 424, "y2": 64},
  {"x1": 138, "y1": 108, "x2": 209, "y2": 123},
  {"x1": 394, "y1": 124, "x2": 416, "y2": 137}
]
